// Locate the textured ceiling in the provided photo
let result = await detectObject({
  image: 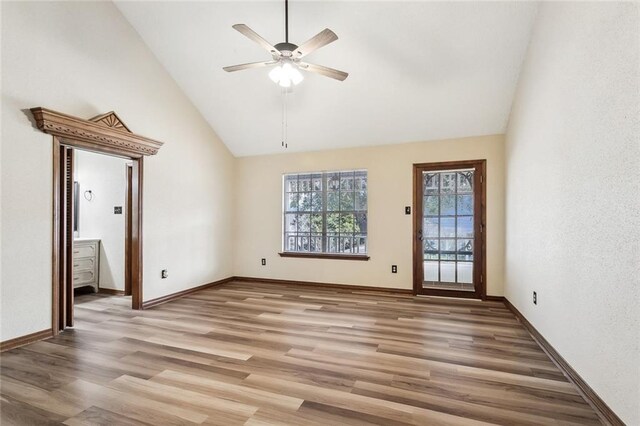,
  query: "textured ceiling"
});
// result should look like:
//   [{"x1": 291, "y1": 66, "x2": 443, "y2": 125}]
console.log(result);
[{"x1": 116, "y1": 1, "x2": 537, "y2": 157}]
